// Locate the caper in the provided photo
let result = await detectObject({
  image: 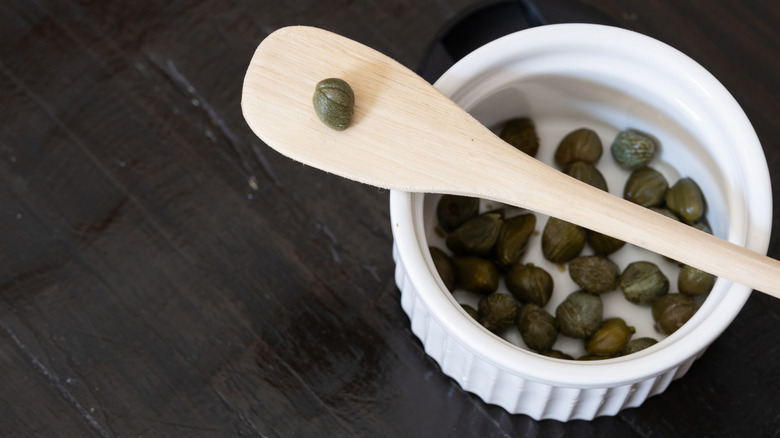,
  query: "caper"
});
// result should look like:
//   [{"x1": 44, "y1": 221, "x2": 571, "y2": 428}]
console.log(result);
[
  {"x1": 623, "y1": 166, "x2": 669, "y2": 207},
  {"x1": 564, "y1": 161, "x2": 608, "y2": 192},
  {"x1": 499, "y1": 117, "x2": 539, "y2": 157},
  {"x1": 569, "y1": 256, "x2": 620, "y2": 294},
  {"x1": 542, "y1": 217, "x2": 586, "y2": 264},
  {"x1": 313, "y1": 78, "x2": 354, "y2": 131},
  {"x1": 461, "y1": 304, "x2": 479, "y2": 321},
  {"x1": 556, "y1": 291, "x2": 603, "y2": 339},
  {"x1": 554, "y1": 128, "x2": 603, "y2": 167},
  {"x1": 678, "y1": 265, "x2": 716, "y2": 296},
  {"x1": 429, "y1": 246, "x2": 457, "y2": 292},
  {"x1": 478, "y1": 293, "x2": 518, "y2": 333},
  {"x1": 436, "y1": 195, "x2": 480, "y2": 232},
  {"x1": 446, "y1": 211, "x2": 502, "y2": 257},
  {"x1": 666, "y1": 177, "x2": 706, "y2": 223},
  {"x1": 652, "y1": 293, "x2": 697, "y2": 335},
  {"x1": 494, "y1": 213, "x2": 536, "y2": 269},
  {"x1": 689, "y1": 220, "x2": 712, "y2": 234},
  {"x1": 619, "y1": 261, "x2": 669, "y2": 305},
  {"x1": 610, "y1": 129, "x2": 657, "y2": 170},
  {"x1": 505, "y1": 263, "x2": 554, "y2": 306},
  {"x1": 621, "y1": 337, "x2": 658, "y2": 355},
  {"x1": 452, "y1": 256, "x2": 499, "y2": 294},
  {"x1": 586, "y1": 318, "x2": 636, "y2": 356},
  {"x1": 518, "y1": 303, "x2": 558, "y2": 352},
  {"x1": 587, "y1": 231, "x2": 626, "y2": 255},
  {"x1": 540, "y1": 349, "x2": 574, "y2": 360},
  {"x1": 577, "y1": 354, "x2": 613, "y2": 361},
  {"x1": 650, "y1": 207, "x2": 680, "y2": 222}
]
